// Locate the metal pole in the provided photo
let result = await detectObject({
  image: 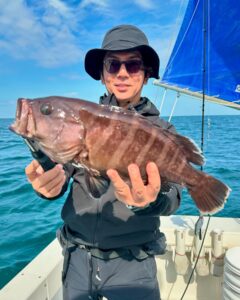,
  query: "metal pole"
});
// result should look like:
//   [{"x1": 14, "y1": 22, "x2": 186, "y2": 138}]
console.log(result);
[
  {"x1": 159, "y1": 88, "x2": 167, "y2": 114},
  {"x1": 168, "y1": 92, "x2": 180, "y2": 122}
]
